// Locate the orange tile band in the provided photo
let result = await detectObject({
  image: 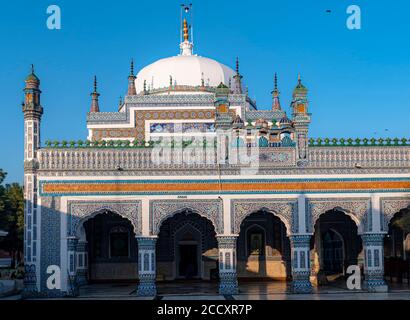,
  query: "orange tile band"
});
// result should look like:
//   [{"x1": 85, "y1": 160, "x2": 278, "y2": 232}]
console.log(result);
[{"x1": 42, "y1": 180, "x2": 410, "y2": 194}]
